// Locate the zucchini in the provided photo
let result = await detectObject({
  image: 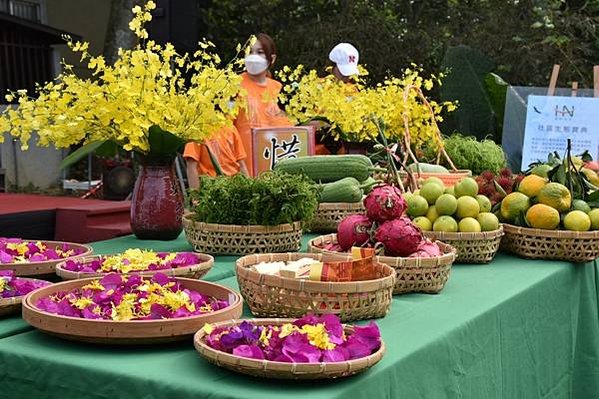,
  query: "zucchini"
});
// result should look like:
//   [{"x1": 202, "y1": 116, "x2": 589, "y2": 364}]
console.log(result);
[
  {"x1": 319, "y1": 177, "x2": 363, "y2": 203},
  {"x1": 275, "y1": 155, "x2": 373, "y2": 182}
]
